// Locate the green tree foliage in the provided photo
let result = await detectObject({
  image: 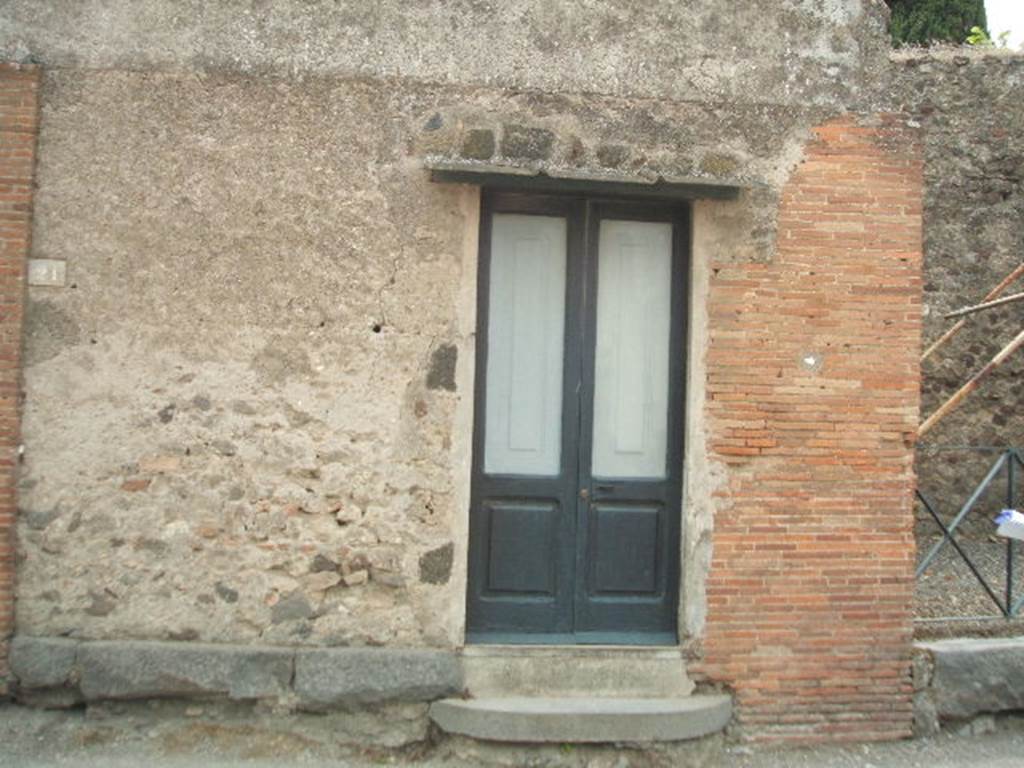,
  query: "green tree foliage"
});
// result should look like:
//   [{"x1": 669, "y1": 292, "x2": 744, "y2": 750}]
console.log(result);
[{"x1": 889, "y1": 0, "x2": 988, "y2": 46}]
